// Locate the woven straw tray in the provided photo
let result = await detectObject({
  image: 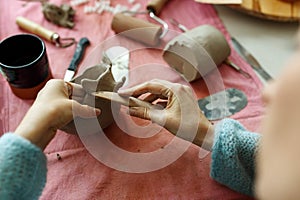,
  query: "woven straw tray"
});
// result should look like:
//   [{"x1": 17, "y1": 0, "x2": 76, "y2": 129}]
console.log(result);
[{"x1": 228, "y1": 0, "x2": 300, "y2": 22}]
